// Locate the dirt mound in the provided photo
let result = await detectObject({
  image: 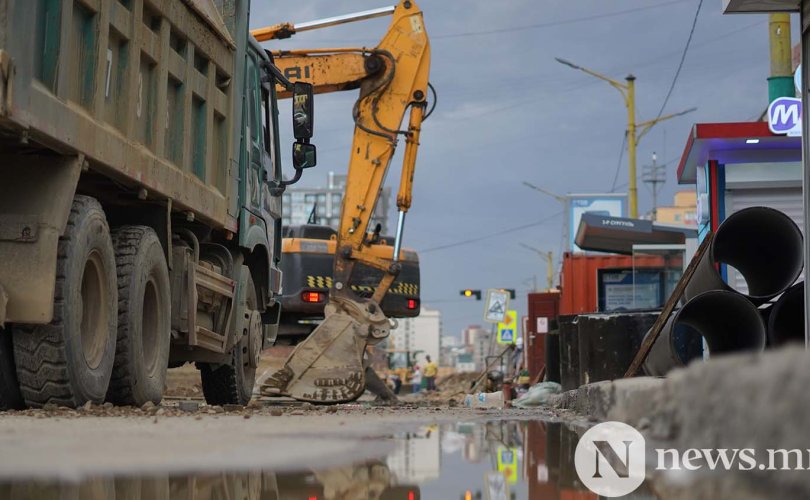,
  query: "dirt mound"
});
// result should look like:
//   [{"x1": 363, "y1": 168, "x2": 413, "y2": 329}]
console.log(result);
[{"x1": 435, "y1": 372, "x2": 479, "y2": 397}]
